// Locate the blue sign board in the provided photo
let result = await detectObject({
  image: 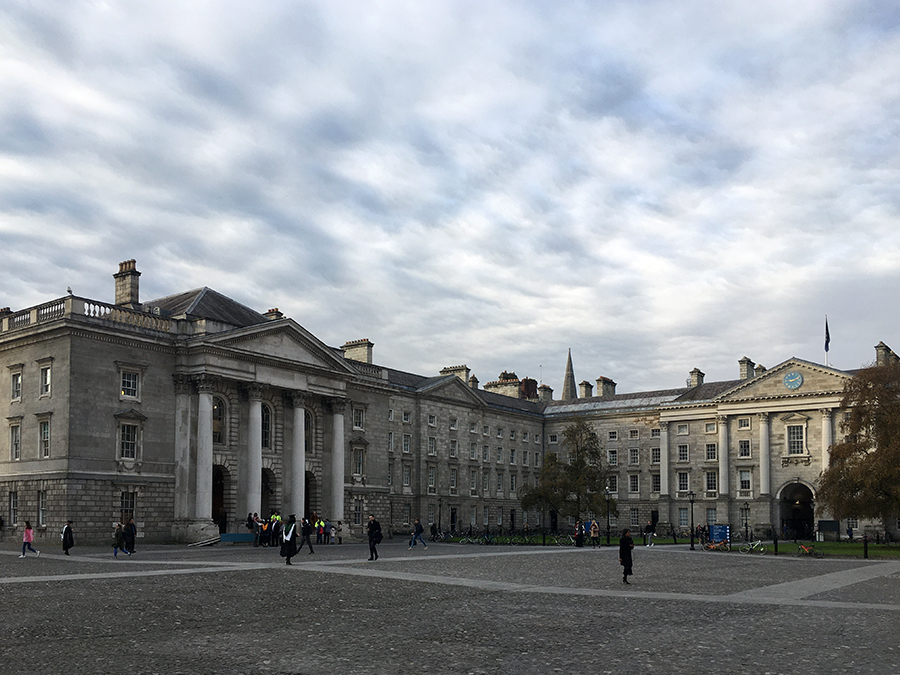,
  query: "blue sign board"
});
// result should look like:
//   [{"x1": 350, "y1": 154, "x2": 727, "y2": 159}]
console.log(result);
[{"x1": 710, "y1": 524, "x2": 731, "y2": 542}]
